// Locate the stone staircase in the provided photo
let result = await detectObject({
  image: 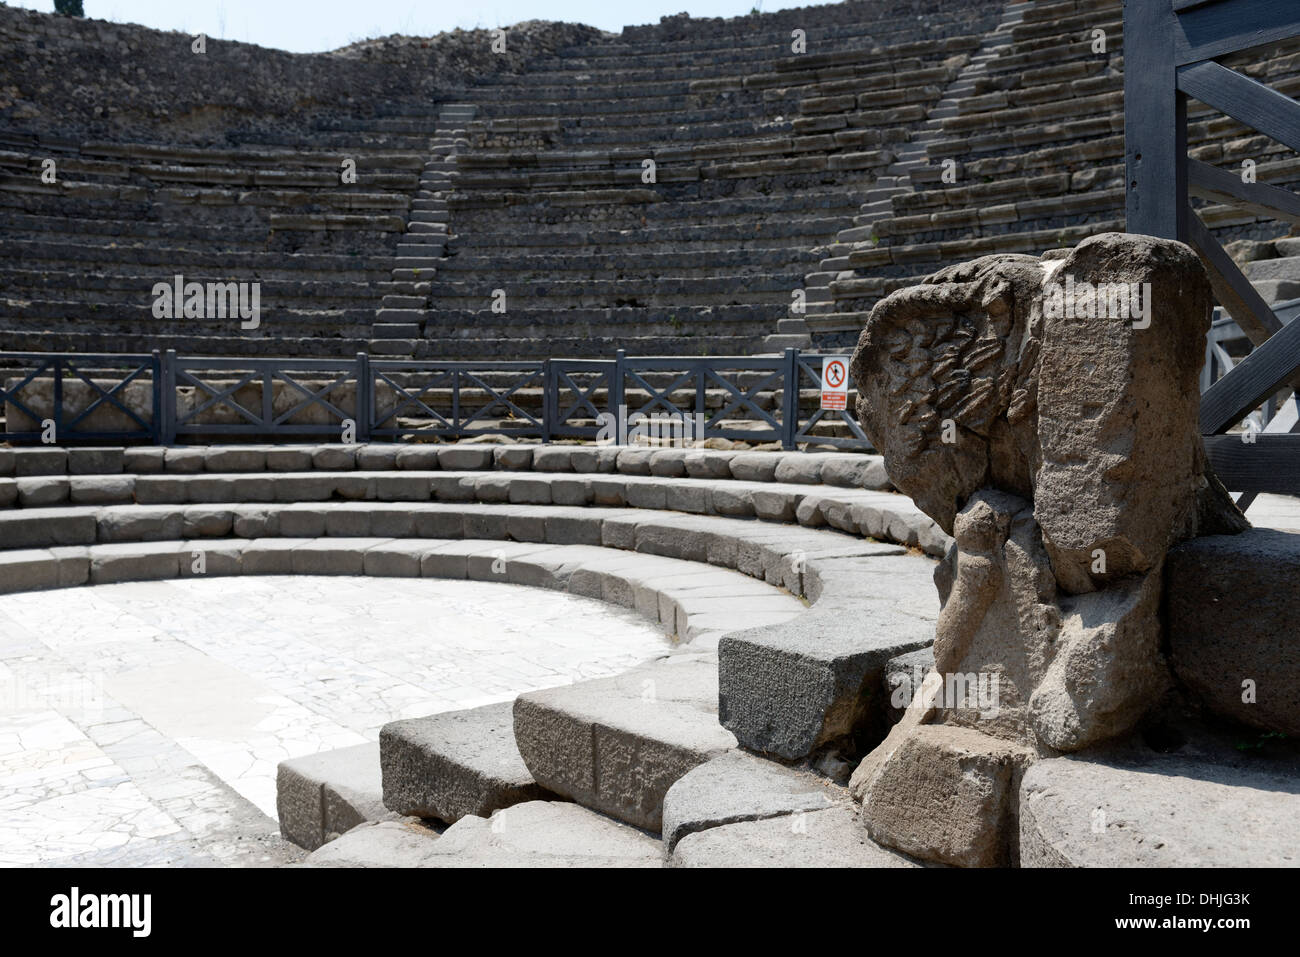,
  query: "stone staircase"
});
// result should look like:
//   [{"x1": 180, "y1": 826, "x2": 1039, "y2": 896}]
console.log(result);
[
  {"x1": 793, "y1": 0, "x2": 1032, "y2": 343},
  {"x1": 371, "y1": 103, "x2": 477, "y2": 357}
]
